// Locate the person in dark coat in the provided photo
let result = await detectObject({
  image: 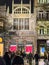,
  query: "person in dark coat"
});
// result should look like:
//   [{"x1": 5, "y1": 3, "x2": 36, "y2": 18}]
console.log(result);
[
  {"x1": 3, "y1": 52, "x2": 11, "y2": 65},
  {"x1": 34, "y1": 51, "x2": 40, "y2": 65},
  {"x1": 47, "y1": 52, "x2": 49, "y2": 65},
  {"x1": 28, "y1": 52, "x2": 33, "y2": 65},
  {"x1": 12, "y1": 52, "x2": 24, "y2": 65},
  {"x1": 0, "y1": 56, "x2": 6, "y2": 65},
  {"x1": 20, "y1": 51, "x2": 26, "y2": 58}
]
